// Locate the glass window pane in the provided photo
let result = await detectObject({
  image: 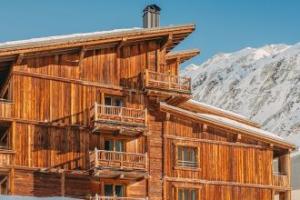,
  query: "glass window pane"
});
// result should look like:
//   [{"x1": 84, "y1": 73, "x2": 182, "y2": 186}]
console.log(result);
[
  {"x1": 191, "y1": 190, "x2": 196, "y2": 200},
  {"x1": 184, "y1": 189, "x2": 189, "y2": 200},
  {"x1": 178, "y1": 147, "x2": 182, "y2": 160},
  {"x1": 105, "y1": 97, "x2": 112, "y2": 105},
  {"x1": 115, "y1": 141, "x2": 124, "y2": 152},
  {"x1": 178, "y1": 189, "x2": 183, "y2": 200},
  {"x1": 115, "y1": 185, "x2": 124, "y2": 197},
  {"x1": 104, "y1": 140, "x2": 113, "y2": 151},
  {"x1": 104, "y1": 184, "x2": 113, "y2": 196},
  {"x1": 115, "y1": 99, "x2": 123, "y2": 107}
]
